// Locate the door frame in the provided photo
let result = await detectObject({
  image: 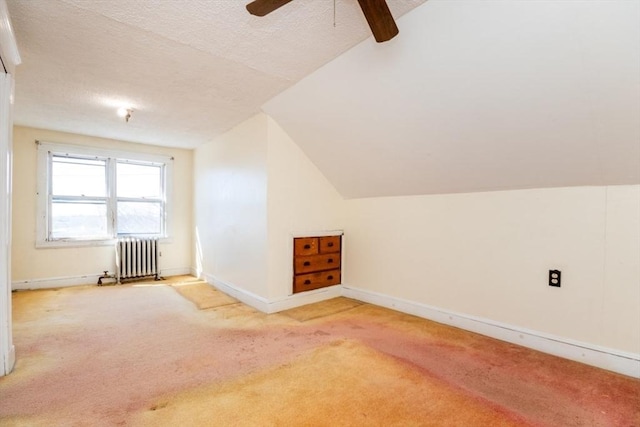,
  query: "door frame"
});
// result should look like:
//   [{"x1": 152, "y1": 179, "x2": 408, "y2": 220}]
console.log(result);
[{"x1": 0, "y1": 0, "x2": 21, "y2": 376}]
